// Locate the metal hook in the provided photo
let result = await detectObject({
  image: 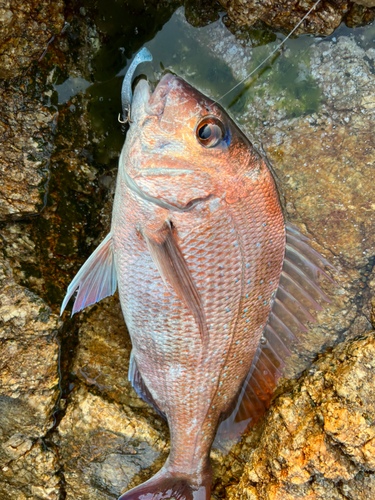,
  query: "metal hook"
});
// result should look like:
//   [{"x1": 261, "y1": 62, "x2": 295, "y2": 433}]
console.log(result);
[
  {"x1": 118, "y1": 113, "x2": 127, "y2": 124},
  {"x1": 118, "y1": 108, "x2": 133, "y2": 125}
]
